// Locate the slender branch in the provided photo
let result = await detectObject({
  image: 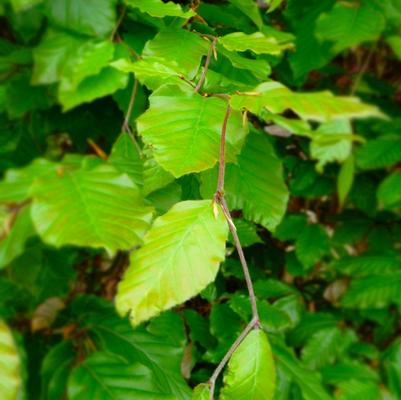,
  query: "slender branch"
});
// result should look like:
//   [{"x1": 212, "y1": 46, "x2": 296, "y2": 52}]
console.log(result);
[
  {"x1": 351, "y1": 42, "x2": 377, "y2": 95},
  {"x1": 121, "y1": 79, "x2": 142, "y2": 156},
  {"x1": 208, "y1": 317, "x2": 259, "y2": 400},
  {"x1": 194, "y1": 37, "x2": 217, "y2": 93},
  {"x1": 110, "y1": 6, "x2": 126, "y2": 41},
  {"x1": 220, "y1": 198, "x2": 259, "y2": 321},
  {"x1": 215, "y1": 104, "x2": 231, "y2": 197}
]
